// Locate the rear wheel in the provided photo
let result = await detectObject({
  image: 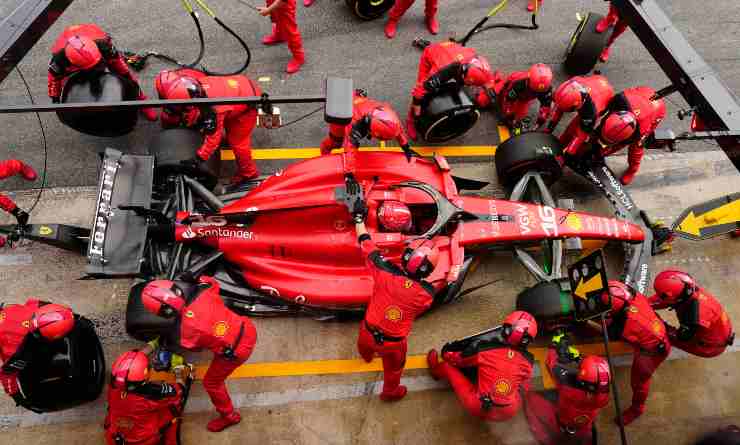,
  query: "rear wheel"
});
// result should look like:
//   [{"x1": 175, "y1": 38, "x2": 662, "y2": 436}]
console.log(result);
[
  {"x1": 416, "y1": 88, "x2": 480, "y2": 143},
  {"x1": 345, "y1": 0, "x2": 395, "y2": 20},
  {"x1": 516, "y1": 281, "x2": 574, "y2": 332},
  {"x1": 149, "y1": 129, "x2": 219, "y2": 191},
  {"x1": 564, "y1": 12, "x2": 609, "y2": 76},
  {"x1": 495, "y1": 132, "x2": 563, "y2": 187}
]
